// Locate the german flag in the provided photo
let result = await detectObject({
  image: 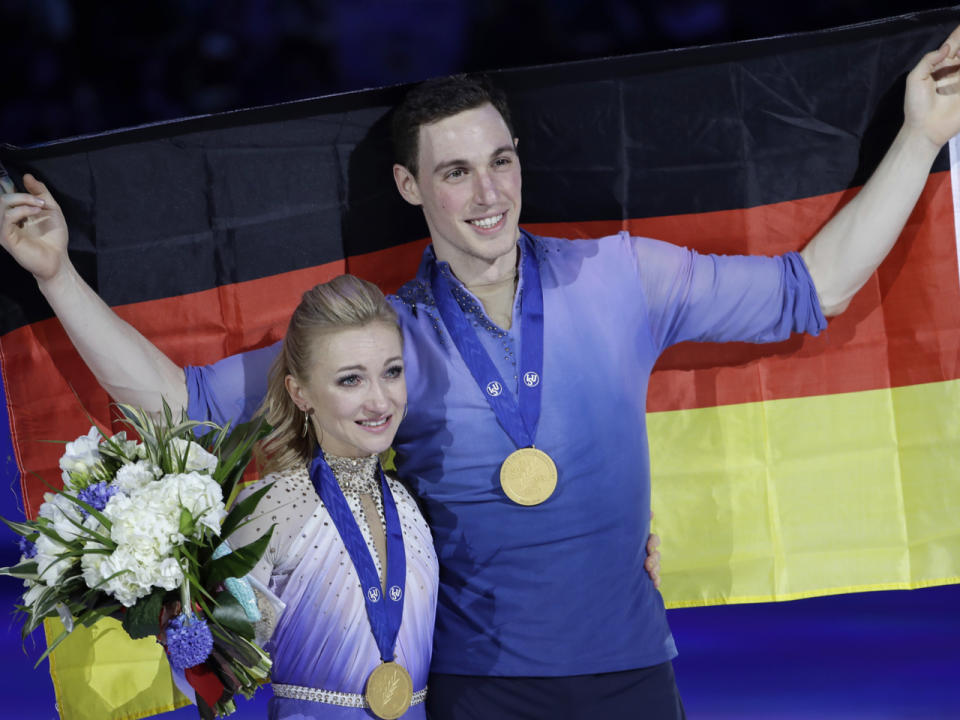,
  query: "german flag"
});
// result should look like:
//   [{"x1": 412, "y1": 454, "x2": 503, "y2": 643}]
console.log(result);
[{"x1": 2, "y1": 8, "x2": 960, "y2": 719}]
